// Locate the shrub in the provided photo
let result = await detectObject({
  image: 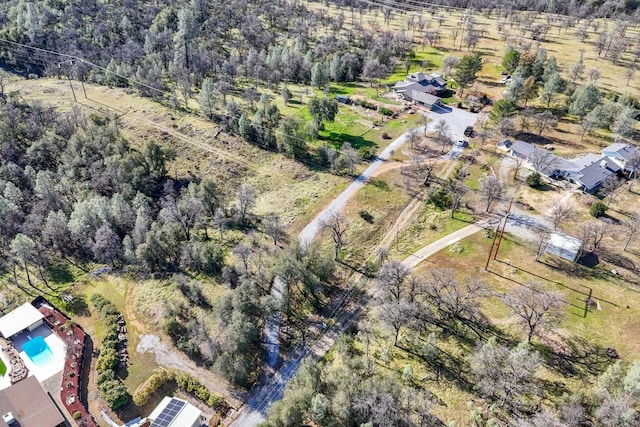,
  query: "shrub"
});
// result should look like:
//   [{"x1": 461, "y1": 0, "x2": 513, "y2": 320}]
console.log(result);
[
  {"x1": 100, "y1": 379, "x2": 130, "y2": 409},
  {"x1": 590, "y1": 201, "x2": 607, "y2": 217},
  {"x1": 526, "y1": 172, "x2": 542, "y2": 187},
  {"x1": 358, "y1": 146, "x2": 376, "y2": 161},
  {"x1": 174, "y1": 372, "x2": 227, "y2": 411},
  {"x1": 359, "y1": 100, "x2": 375, "y2": 110},
  {"x1": 429, "y1": 187, "x2": 452, "y2": 209},
  {"x1": 72, "y1": 411, "x2": 82, "y2": 420},
  {"x1": 133, "y1": 369, "x2": 176, "y2": 406},
  {"x1": 358, "y1": 209, "x2": 374, "y2": 223},
  {"x1": 379, "y1": 106, "x2": 394, "y2": 116},
  {"x1": 96, "y1": 347, "x2": 119, "y2": 373}
]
